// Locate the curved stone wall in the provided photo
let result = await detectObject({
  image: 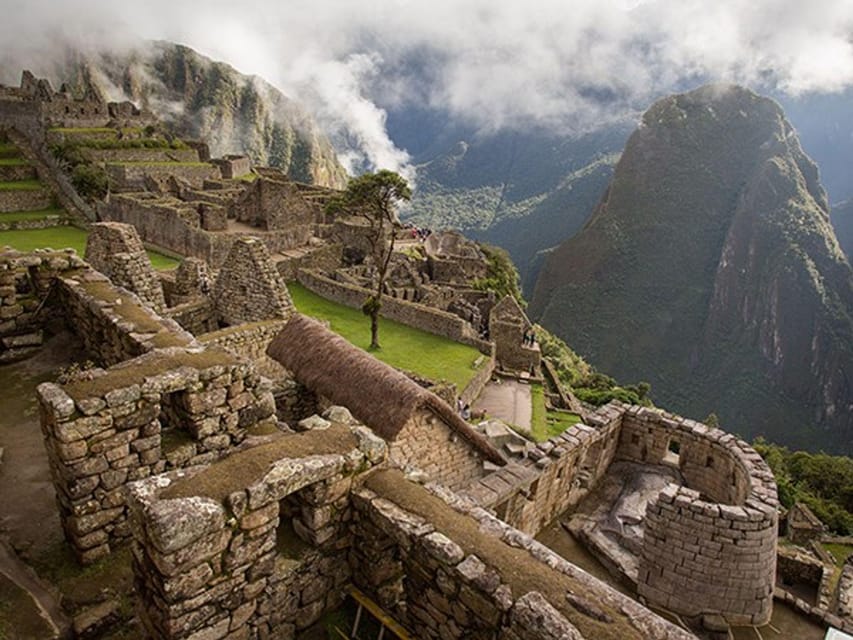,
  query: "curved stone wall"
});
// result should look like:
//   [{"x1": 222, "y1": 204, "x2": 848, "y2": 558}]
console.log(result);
[{"x1": 619, "y1": 407, "x2": 778, "y2": 625}]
